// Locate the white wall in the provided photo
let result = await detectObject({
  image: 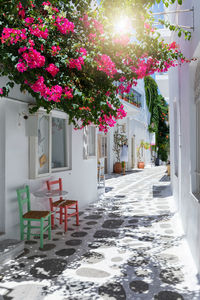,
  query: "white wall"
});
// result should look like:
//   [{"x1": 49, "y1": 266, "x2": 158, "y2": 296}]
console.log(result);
[
  {"x1": 107, "y1": 79, "x2": 152, "y2": 172},
  {"x1": 168, "y1": 0, "x2": 200, "y2": 272},
  {"x1": 0, "y1": 96, "x2": 97, "y2": 239}
]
